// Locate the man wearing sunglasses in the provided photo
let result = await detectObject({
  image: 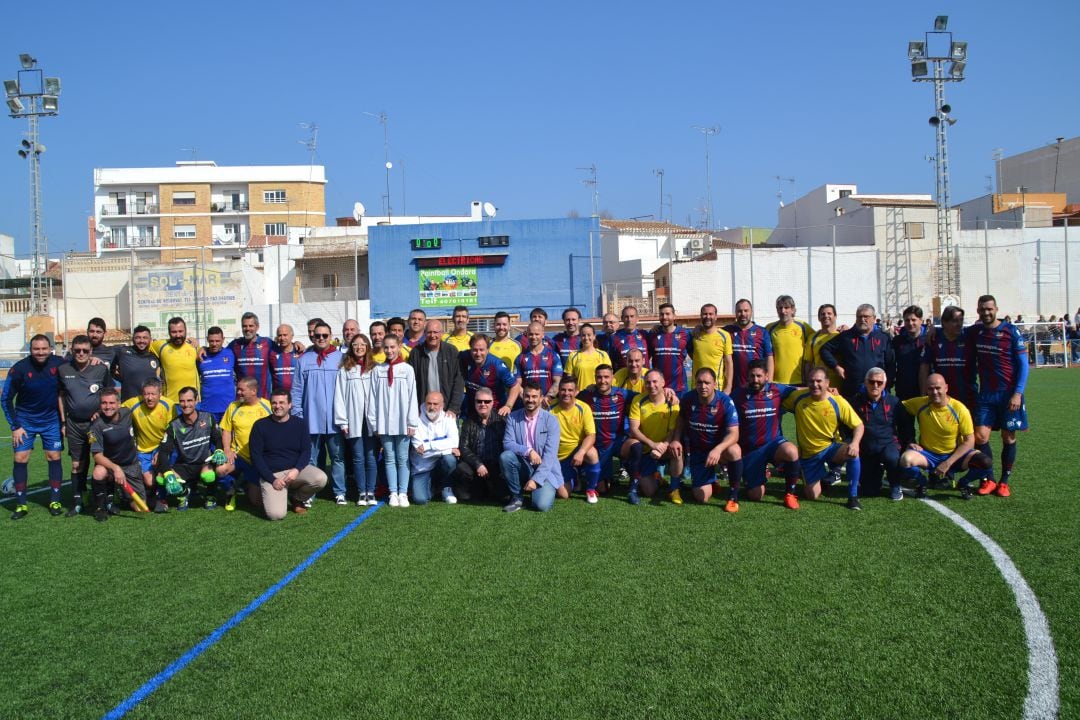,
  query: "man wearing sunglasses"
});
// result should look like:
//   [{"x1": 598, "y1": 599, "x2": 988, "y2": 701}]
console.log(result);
[
  {"x1": 292, "y1": 321, "x2": 345, "y2": 504},
  {"x1": 851, "y1": 367, "x2": 904, "y2": 501},
  {"x1": 58, "y1": 335, "x2": 115, "y2": 516},
  {"x1": 454, "y1": 387, "x2": 506, "y2": 502}
]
